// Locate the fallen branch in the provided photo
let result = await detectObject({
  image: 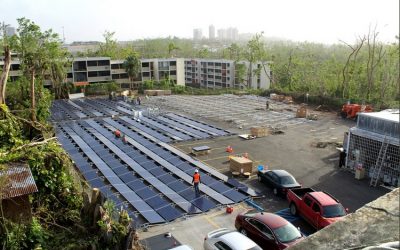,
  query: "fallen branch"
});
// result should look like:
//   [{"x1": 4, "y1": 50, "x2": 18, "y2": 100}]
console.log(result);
[{"x1": 10, "y1": 137, "x2": 56, "y2": 152}]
